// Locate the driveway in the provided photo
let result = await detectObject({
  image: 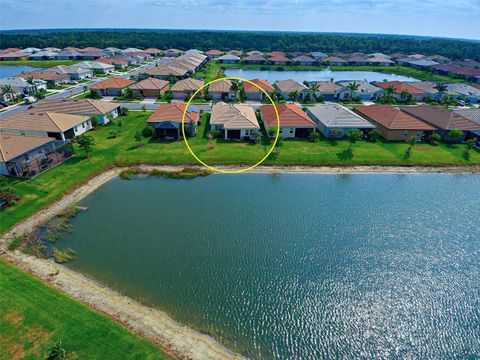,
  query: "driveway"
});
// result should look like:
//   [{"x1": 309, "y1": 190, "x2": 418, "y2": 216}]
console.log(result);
[{"x1": 141, "y1": 97, "x2": 157, "y2": 104}]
